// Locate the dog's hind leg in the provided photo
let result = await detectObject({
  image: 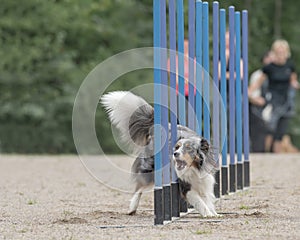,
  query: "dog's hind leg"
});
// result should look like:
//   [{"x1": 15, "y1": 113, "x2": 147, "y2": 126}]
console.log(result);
[
  {"x1": 128, "y1": 155, "x2": 154, "y2": 215},
  {"x1": 128, "y1": 189, "x2": 143, "y2": 215}
]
